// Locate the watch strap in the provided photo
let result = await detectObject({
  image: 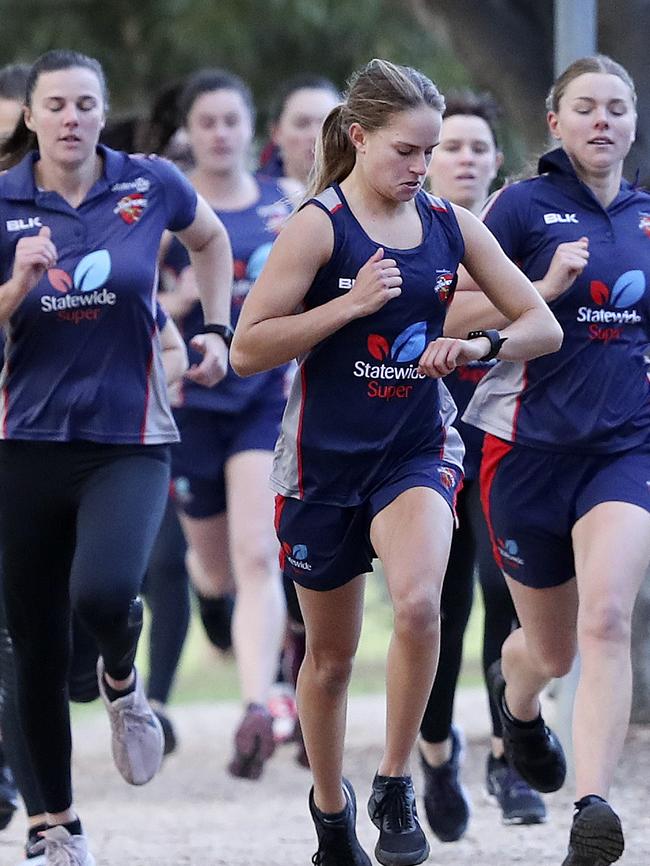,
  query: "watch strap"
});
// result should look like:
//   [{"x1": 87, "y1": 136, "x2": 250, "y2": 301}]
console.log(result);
[
  {"x1": 466, "y1": 328, "x2": 507, "y2": 361},
  {"x1": 202, "y1": 323, "x2": 234, "y2": 347}
]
